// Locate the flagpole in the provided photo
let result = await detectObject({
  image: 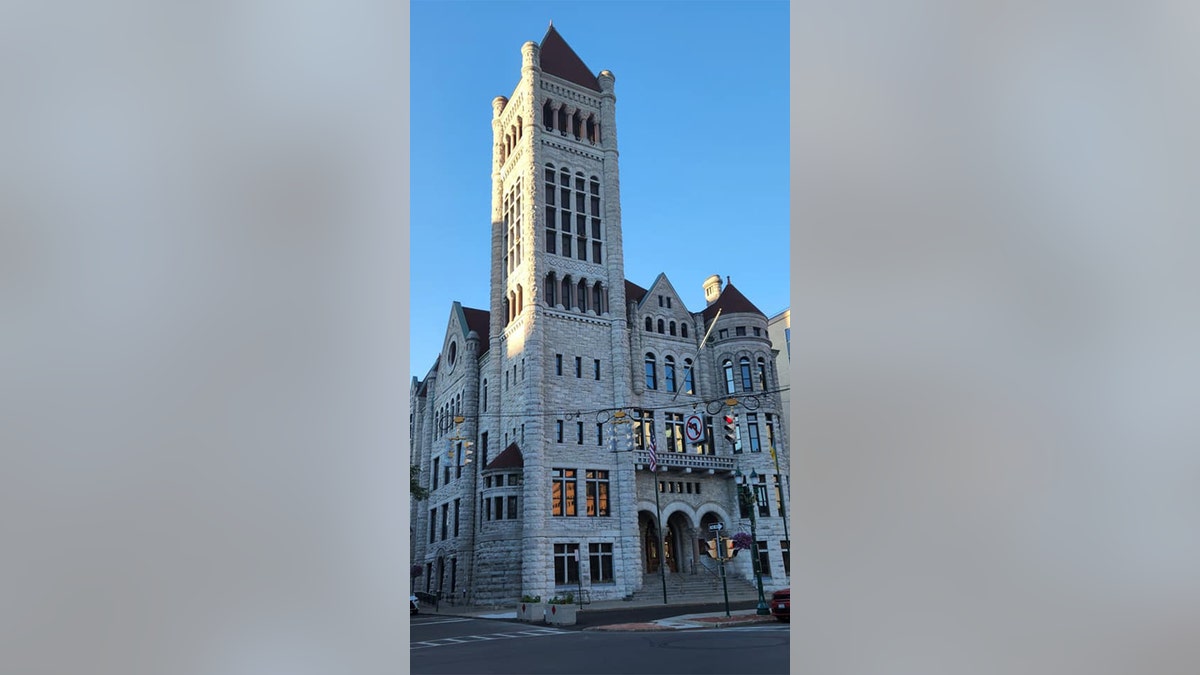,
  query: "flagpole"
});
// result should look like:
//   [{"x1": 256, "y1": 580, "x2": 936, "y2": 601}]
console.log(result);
[
  {"x1": 653, "y1": 467, "x2": 667, "y2": 604},
  {"x1": 671, "y1": 308, "x2": 721, "y2": 402},
  {"x1": 647, "y1": 425, "x2": 668, "y2": 605}
]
